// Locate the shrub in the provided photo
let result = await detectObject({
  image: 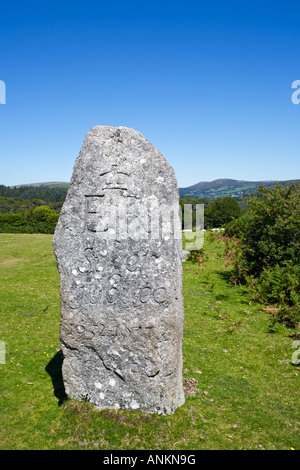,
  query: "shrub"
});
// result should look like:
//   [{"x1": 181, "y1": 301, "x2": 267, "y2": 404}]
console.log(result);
[
  {"x1": 0, "y1": 206, "x2": 59, "y2": 234},
  {"x1": 225, "y1": 214, "x2": 249, "y2": 238},
  {"x1": 228, "y1": 182, "x2": 300, "y2": 327}
]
